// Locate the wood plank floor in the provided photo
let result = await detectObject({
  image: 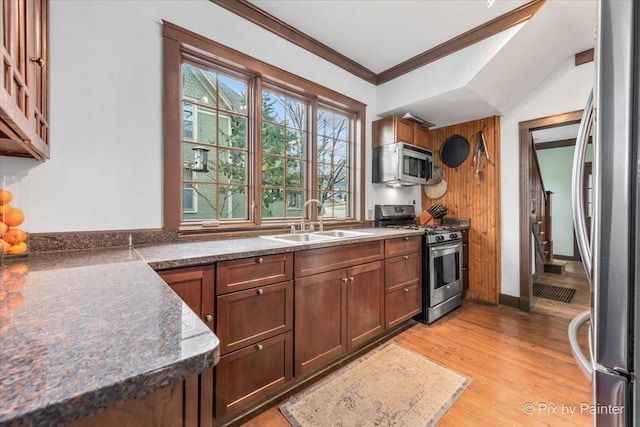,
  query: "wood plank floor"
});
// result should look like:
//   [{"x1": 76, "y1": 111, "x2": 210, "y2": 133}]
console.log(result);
[
  {"x1": 241, "y1": 301, "x2": 592, "y2": 426},
  {"x1": 533, "y1": 261, "x2": 591, "y2": 320}
]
